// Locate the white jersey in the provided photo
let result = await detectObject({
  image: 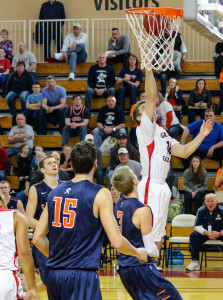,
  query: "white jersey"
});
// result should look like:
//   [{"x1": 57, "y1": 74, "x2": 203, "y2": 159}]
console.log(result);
[
  {"x1": 0, "y1": 209, "x2": 19, "y2": 272},
  {"x1": 136, "y1": 111, "x2": 179, "y2": 182},
  {"x1": 156, "y1": 101, "x2": 180, "y2": 127}
]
